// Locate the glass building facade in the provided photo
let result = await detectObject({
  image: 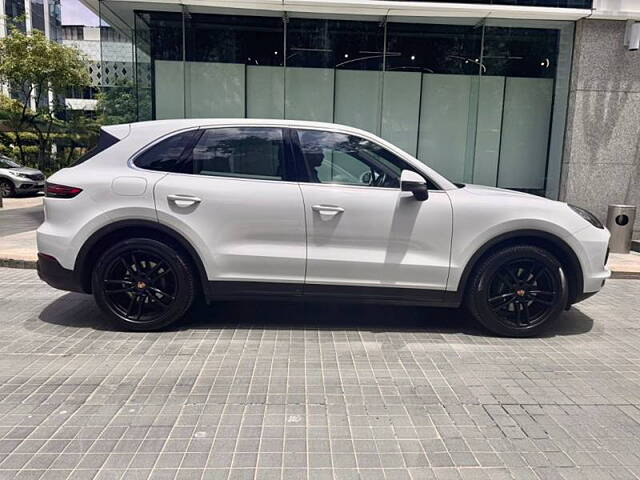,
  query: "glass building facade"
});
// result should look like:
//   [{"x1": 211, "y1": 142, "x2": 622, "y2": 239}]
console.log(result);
[
  {"x1": 4, "y1": 0, "x2": 27, "y2": 31},
  {"x1": 102, "y1": 6, "x2": 574, "y2": 198},
  {"x1": 406, "y1": 0, "x2": 591, "y2": 6}
]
